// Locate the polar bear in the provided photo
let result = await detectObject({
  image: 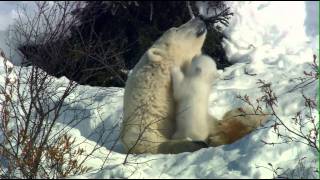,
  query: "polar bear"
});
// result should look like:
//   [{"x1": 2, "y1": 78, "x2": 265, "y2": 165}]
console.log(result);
[
  {"x1": 121, "y1": 17, "x2": 268, "y2": 154},
  {"x1": 121, "y1": 18, "x2": 209, "y2": 154},
  {"x1": 171, "y1": 55, "x2": 219, "y2": 141}
]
